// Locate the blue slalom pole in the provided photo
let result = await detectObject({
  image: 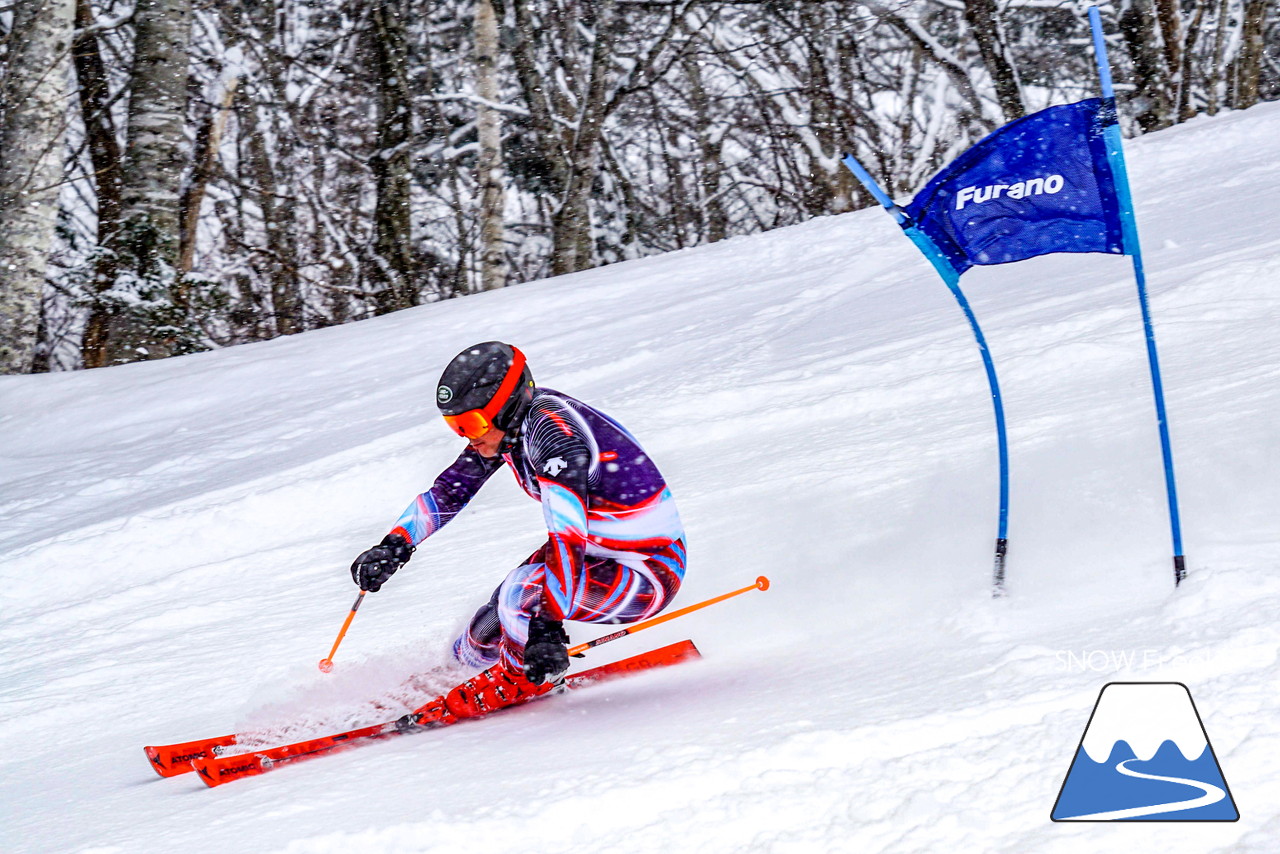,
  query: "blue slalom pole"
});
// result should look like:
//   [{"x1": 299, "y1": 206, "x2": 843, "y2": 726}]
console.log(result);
[
  {"x1": 843, "y1": 154, "x2": 1011, "y2": 596},
  {"x1": 1088, "y1": 6, "x2": 1186, "y2": 586}
]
